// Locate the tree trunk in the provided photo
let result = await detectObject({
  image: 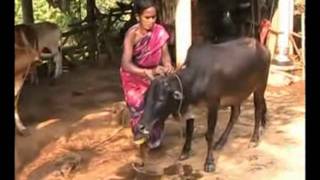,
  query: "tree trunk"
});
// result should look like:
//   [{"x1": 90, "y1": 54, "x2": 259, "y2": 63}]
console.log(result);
[
  {"x1": 21, "y1": 0, "x2": 34, "y2": 24},
  {"x1": 86, "y1": 0, "x2": 97, "y2": 64}
]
